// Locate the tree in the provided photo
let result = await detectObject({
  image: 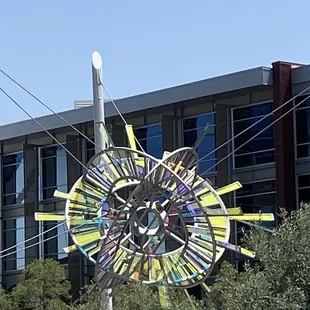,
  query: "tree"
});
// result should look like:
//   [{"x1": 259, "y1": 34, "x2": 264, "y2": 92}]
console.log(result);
[
  {"x1": 0, "y1": 286, "x2": 13, "y2": 310},
  {"x1": 72, "y1": 282, "x2": 205, "y2": 310},
  {"x1": 10, "y1": 259, "x2": 71, "y2": 310},
  {"x1": 69, "y1": 285, "x2": 101, "y2": 310},
  {"x1": 207, "y1": 205, "x2": 310, "y2": 310}
]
